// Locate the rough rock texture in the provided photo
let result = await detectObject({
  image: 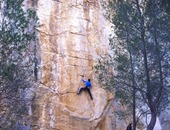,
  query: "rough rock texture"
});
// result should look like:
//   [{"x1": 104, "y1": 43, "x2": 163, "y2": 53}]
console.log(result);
[
  {"x1": 22, "y1": 0, "x2": 170, "y2": 130},
  {"x1": 24, "y1": 0, "x2": 126, "y2": 130},
  {"x1": 159, "y1": 110, "x2": 170, "y2": 130}
]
